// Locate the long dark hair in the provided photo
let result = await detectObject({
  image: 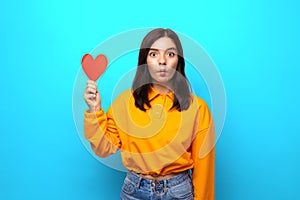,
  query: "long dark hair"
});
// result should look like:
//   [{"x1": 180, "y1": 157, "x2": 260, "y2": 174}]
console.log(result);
[{"x1": 132, "y1": 28, "x2": 191, "y2": 111}]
